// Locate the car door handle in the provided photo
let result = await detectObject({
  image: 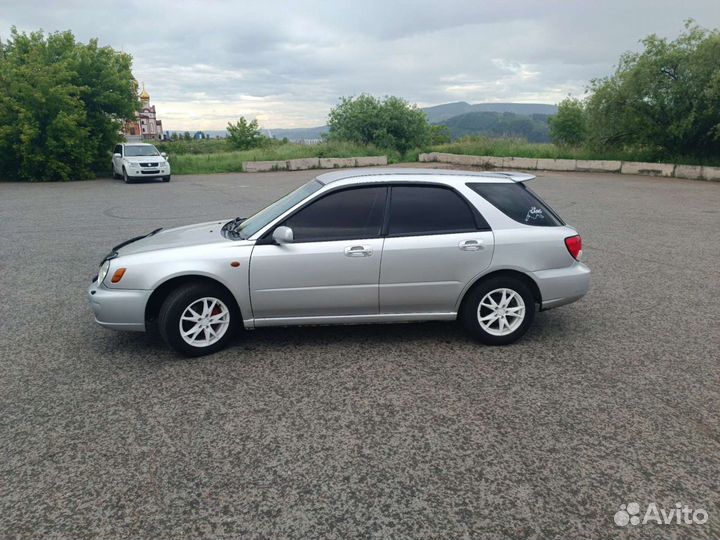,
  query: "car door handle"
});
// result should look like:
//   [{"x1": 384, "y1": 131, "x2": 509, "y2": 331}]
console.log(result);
[
  {"x1": 344, "y1": 245, "x2": 373, "y2": 257},
  {"x1": 459, "y1": 239, "x2": 484, "y2": 251}
]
